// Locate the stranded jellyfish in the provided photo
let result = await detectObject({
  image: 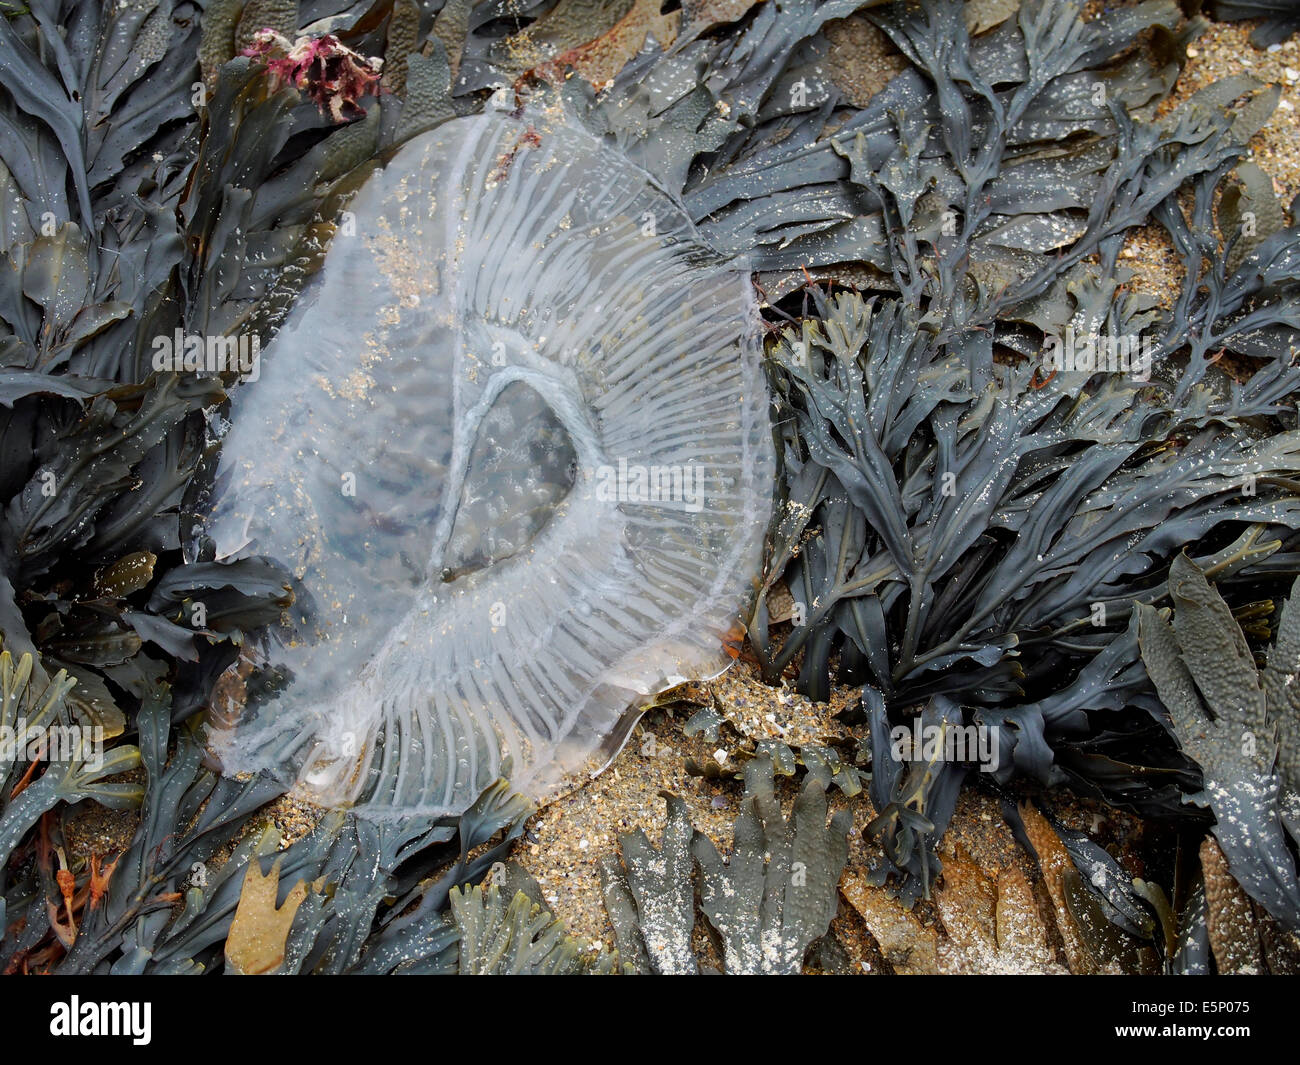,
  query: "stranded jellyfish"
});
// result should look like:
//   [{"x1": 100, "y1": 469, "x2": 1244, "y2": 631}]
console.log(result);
[{"x1": 203, "y1": 99, "x2": 774, "y2": 817}]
